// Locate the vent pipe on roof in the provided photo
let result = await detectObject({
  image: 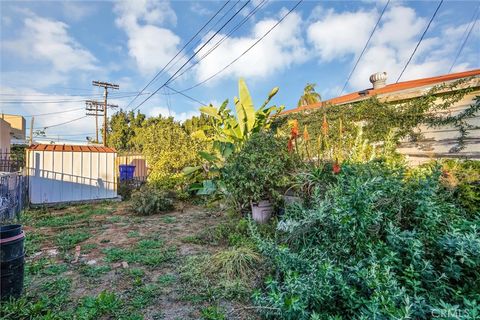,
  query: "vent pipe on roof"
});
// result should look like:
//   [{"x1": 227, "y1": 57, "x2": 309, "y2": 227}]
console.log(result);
[{"x1": 369, "y1": 72, "x2": 387, "y2": 89}]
